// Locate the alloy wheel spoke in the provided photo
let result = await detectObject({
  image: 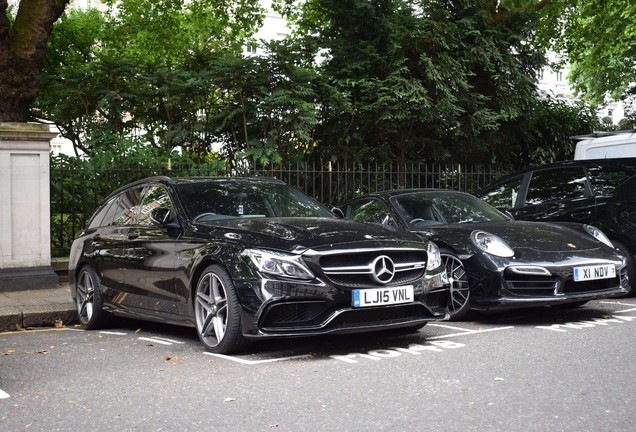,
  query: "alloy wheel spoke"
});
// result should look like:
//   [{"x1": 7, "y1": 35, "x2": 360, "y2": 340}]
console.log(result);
[{"x1": 196, "y1": 272, "x2": 229, "y2": 345}]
